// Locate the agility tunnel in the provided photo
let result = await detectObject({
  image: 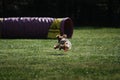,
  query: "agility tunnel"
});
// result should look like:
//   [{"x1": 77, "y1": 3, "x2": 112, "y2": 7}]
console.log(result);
[{"x1": 0, "y1": 17, "x2": 73, "y2": 39}]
